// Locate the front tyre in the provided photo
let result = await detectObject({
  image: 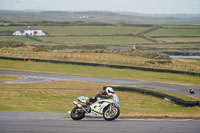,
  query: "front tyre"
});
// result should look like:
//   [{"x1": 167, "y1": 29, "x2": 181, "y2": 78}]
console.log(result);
[
  {"x1": 71, "y1": 107, "x2": 85, "y2": 120},
  {"x1": 103, "y1": 106, "x2": 120, "y2": 121}
]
